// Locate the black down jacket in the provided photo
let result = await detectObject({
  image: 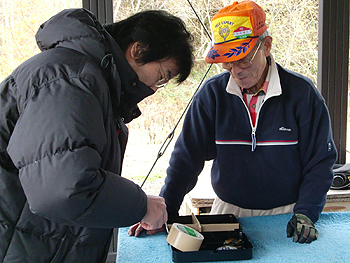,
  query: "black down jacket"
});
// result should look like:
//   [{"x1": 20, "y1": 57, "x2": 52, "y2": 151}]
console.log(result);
[{"x1": 0, "y1": 8, "x2": 154, "y2": 263}]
